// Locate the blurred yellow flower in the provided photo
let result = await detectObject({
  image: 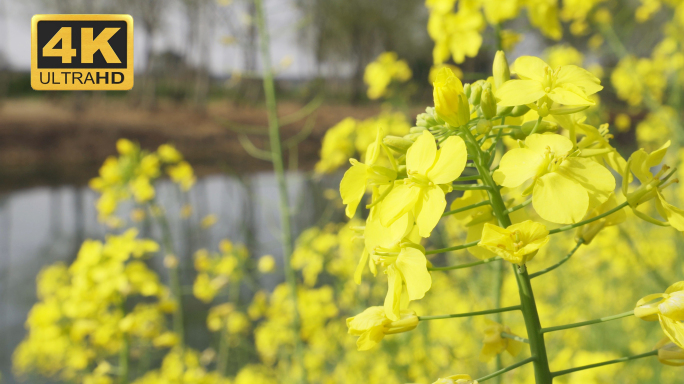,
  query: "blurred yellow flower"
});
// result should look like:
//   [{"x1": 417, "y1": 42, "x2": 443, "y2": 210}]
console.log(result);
[
  {"x1": 479, "y1": 319, "x2": 524, "y2": 362},
  {"x1": 364, "y1": 52, "x2": 412, "y2": 100}
]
